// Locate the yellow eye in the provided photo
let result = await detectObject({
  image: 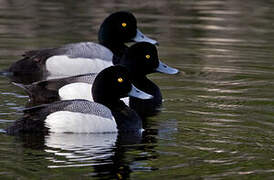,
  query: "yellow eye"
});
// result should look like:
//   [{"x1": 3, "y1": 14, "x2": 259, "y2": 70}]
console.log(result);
[
  {"x1": 117, "y1": 77, "x2": 123, "y2": 83},
  {"x1": 145, "y1": 55, "x2": 150, "y2": 59},
  {"x1": 122, "y1": 22, "x2": 127, "y2": 27}
]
